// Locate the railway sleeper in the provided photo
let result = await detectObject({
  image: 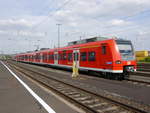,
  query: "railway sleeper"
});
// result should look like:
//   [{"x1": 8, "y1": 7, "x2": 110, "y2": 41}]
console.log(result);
[
  {"x1": 100, "y1": 72, "x2": 126, "y2": 80},
  {"x1": 88, "y1": 102, "x2": 108, "y2": 108}
]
